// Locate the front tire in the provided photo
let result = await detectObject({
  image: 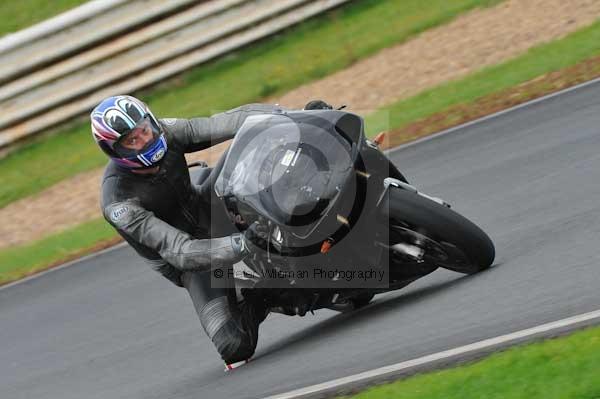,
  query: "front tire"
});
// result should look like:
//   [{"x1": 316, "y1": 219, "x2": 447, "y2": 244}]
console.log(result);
[{"x1": 383, "y1": 187, "x2": 495, "y2": 274}]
